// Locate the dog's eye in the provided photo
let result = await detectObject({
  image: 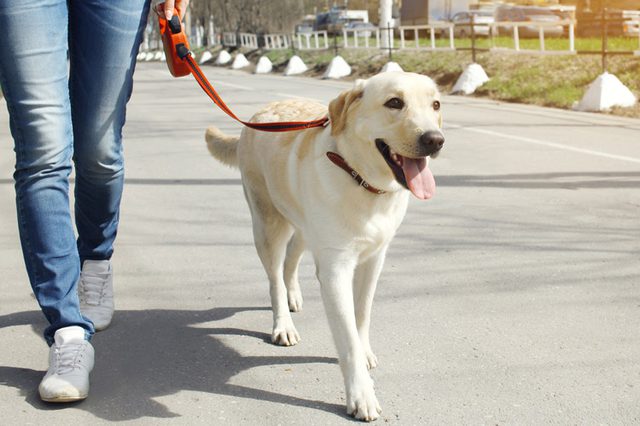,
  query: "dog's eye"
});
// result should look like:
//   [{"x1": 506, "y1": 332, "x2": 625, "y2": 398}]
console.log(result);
[
  {"x1": 433, "y1": 100, "x2": 441, "y2": 111},
  {"x1": 384, "y1": 97, "x2": 404, "y2": 110}
]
